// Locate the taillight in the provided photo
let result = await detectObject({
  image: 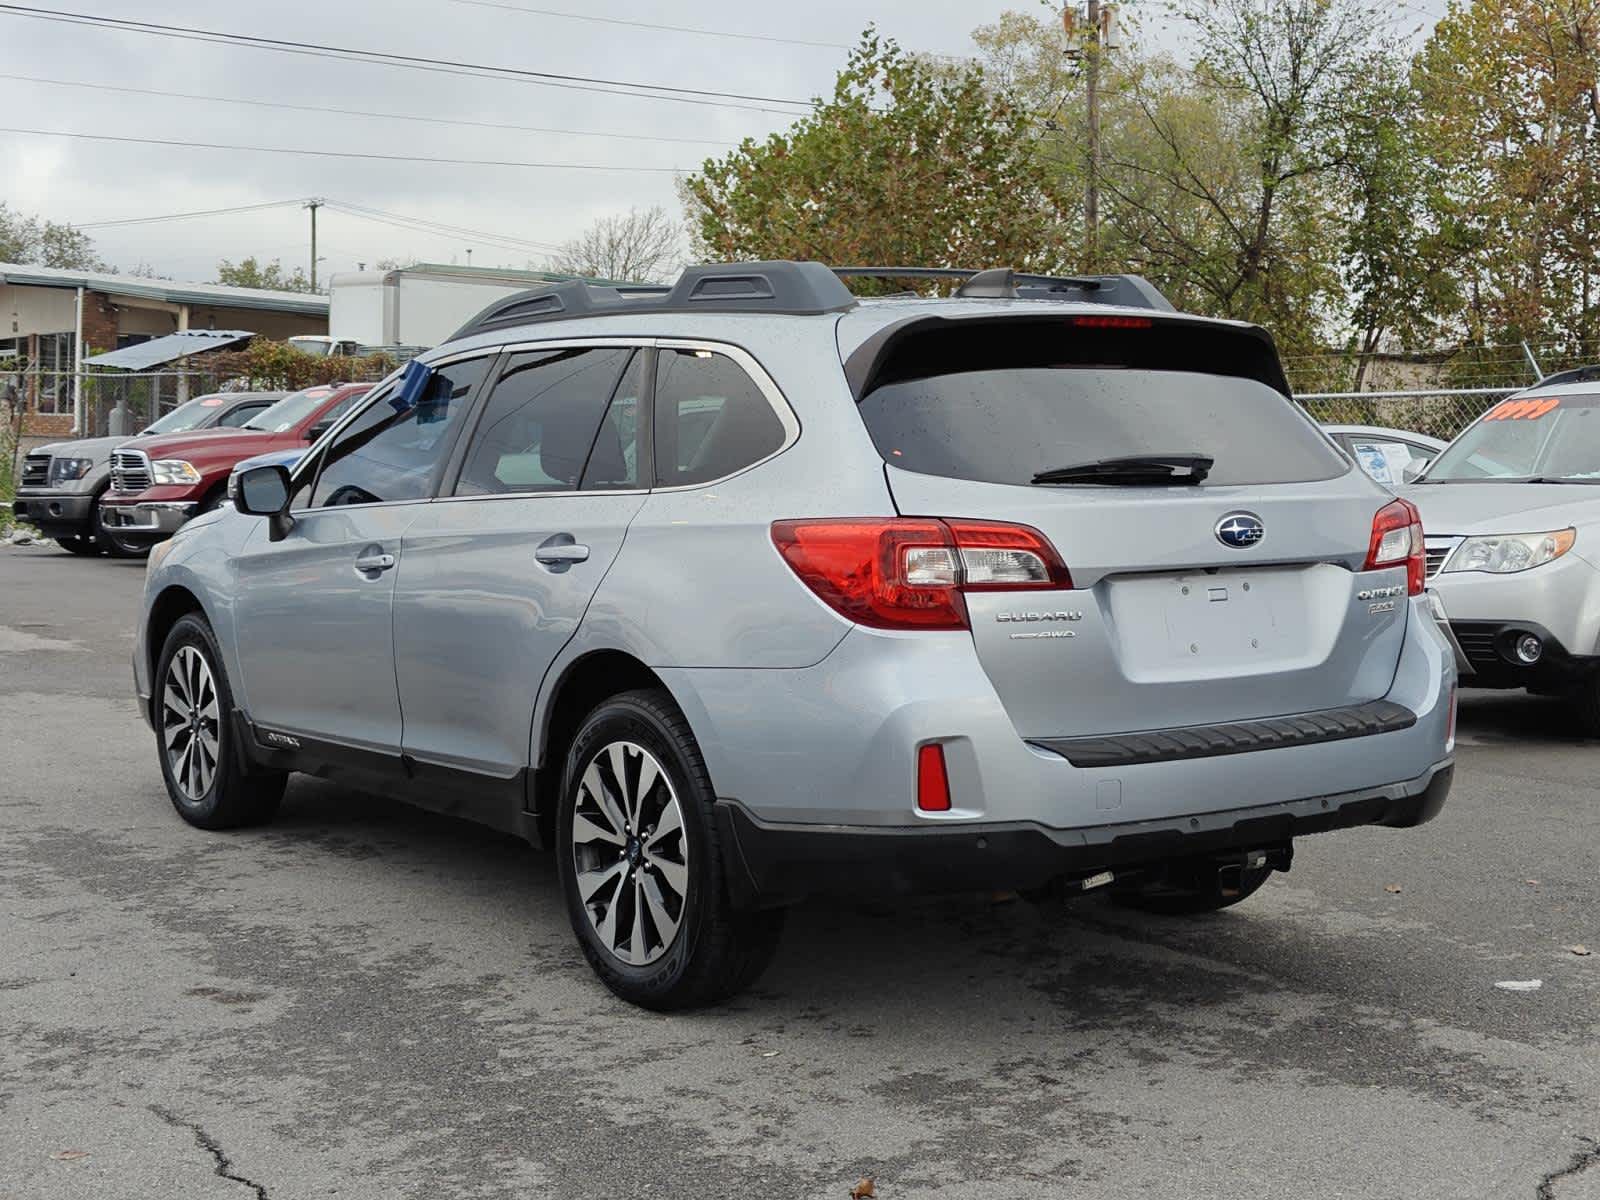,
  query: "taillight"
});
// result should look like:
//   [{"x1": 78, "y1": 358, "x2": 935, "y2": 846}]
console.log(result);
[
  {"x1": 770, "y1": 518, "x2": 1072, "y2": 631},
  {"x1": 1365, "y1": 498, "x2": 1425, "y2": 596},
  {"x1": 916, "y1": 743, "x2": 951, "y2": 811}
]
